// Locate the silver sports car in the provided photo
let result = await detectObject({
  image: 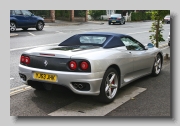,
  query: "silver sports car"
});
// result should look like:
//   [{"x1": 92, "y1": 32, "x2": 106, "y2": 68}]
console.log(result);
[{"x1": 19, "y1": 32, "x2": 163, "y2": 103}]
